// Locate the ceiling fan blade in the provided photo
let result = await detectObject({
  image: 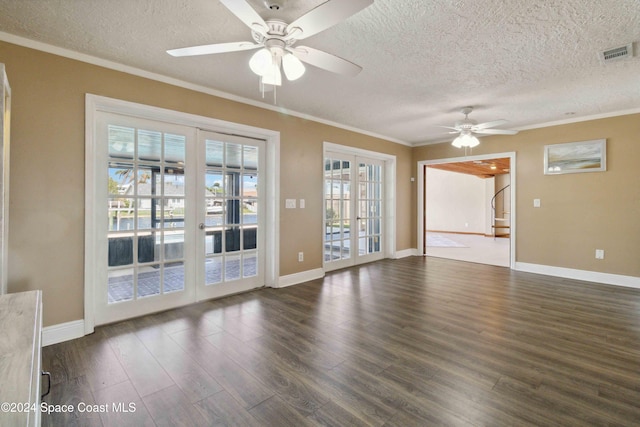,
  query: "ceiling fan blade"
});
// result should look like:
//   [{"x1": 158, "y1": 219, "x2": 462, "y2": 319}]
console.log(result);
[
  {"x1": 167, "y1": 42, "x2": 260, "y2": 57},
  {"x1": 286, "y1": 0, "x2": 373, "y2": 40},
  {"x1": 292, "y1": 46, "x2": 362, "y2": 76},
  {"x1": 219, "y1": 0, "x2": 268, "y2": 35},
  {"x1": 474, "y1": 128, "x2": 519, "y2": 135},
  {"x1": 437, "y1": 125, "x2": 460, "y2": 131},
  {"x1": 473, "y1": 119, "x2": 508, "y2": 130}
]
